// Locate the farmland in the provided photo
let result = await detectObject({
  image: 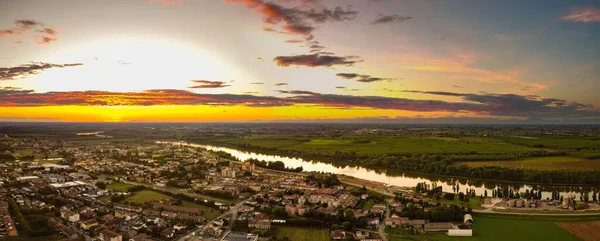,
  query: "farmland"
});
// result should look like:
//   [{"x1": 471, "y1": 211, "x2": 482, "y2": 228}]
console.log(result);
[
  {"x1": 453, "y1": 156, "x2": 600, "y2": 171},
  {"x1": 210, "y1": 135, "x2": 536, "y2": 155},
  {"x1": 555, "y1": 221, "x2": 600, "y2": 241},
  {"x1": 275, "y1": 226, "x2": 330, "y2": 241}
]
